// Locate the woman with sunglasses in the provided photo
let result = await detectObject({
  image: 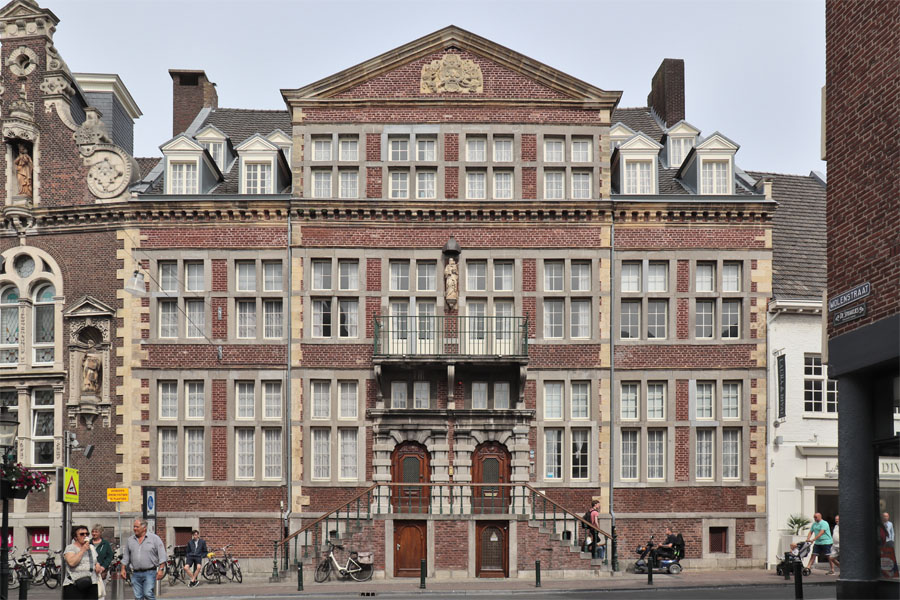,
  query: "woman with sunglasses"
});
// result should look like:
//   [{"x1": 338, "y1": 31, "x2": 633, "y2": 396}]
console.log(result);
[{"x1": 63, "y1": 525, "x2": 102, "y2": 599}]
